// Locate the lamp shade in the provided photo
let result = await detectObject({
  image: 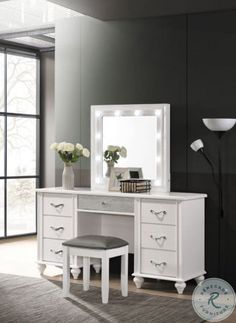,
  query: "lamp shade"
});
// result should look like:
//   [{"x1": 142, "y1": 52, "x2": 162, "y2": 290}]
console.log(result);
[
  {"x1": 190, "y1": 139, "x2": 204, "y2": 152},
  {"x1": 202, "y1": 118, "x2": 236, "y2": 132}
]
